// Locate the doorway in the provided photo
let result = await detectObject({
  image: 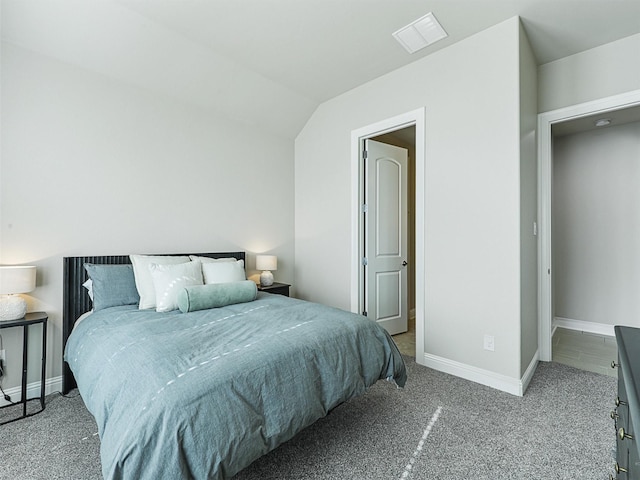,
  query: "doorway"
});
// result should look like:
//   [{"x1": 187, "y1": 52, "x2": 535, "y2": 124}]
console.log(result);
[
  {"x1": 350, "y1": 108, "x2": 426, "y2": 363},
  {"x1": 538, "y1": 90, "x2": 640, "y2": 362},
  {"x1": 365, "y1": 134, "x2": 414, "y2": 341}
]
